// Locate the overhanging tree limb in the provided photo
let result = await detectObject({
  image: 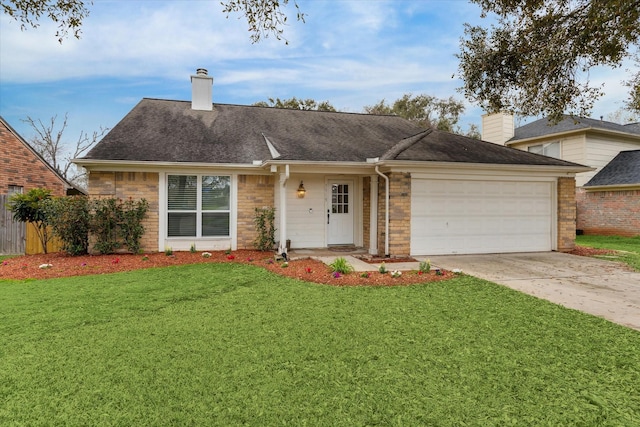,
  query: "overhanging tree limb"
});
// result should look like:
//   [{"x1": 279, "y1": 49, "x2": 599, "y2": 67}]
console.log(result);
[{"x1": 457, "y1": 0, "x2": 640, "y2": 122}]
